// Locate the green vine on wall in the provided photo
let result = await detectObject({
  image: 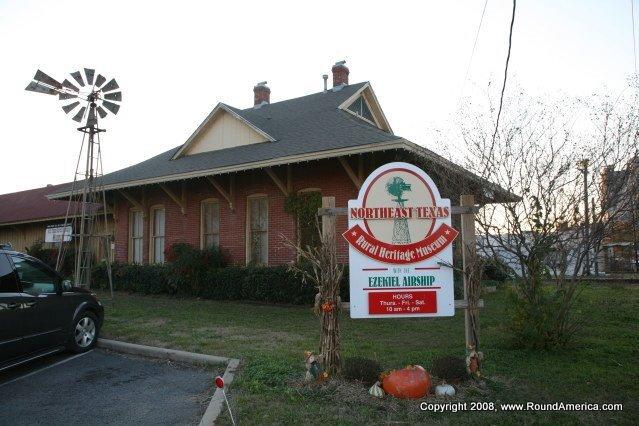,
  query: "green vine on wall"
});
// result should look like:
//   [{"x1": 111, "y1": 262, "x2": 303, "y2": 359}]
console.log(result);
[{"x1": 285, "y1": 191, "x2": 322, "y2": 249}]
